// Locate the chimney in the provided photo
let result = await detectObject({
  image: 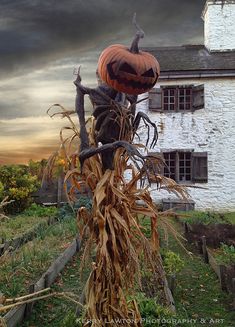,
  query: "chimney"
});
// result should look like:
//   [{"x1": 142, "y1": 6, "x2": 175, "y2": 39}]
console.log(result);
[{"x1": 202, "y1": 0, "x2": 235, "y2": 52}]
